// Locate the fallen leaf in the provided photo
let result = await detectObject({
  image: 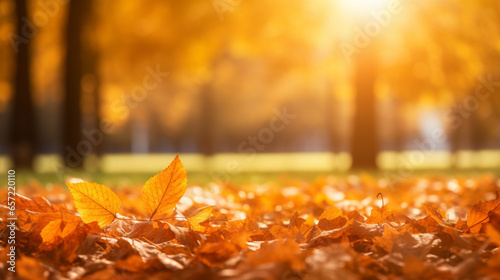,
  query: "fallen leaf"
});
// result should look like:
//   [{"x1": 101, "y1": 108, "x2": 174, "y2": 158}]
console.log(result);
[
  {"x1": 67, "y1": 182, "x2": 122, "y2": 227},
  {"x1": 141, "y1": 155, "x2": 187, "y2": 220},
  {"x1": 423, "y1": 204, "x2": 452, "y2": 226},
  {"x1": 372, "y1": 225, "x2": 399, "y2": 253},
  {"x1": 187, "y1": 206, "x2": 214, "y2": 232},
  {"x1": 16, "y1": 194, "x2": 67, "y2": 213},
  {"x1": 317, "y1": 205, "x2": 347, "y2": 231},
  {"x1": 196, "y1": 241, "x2": 239, "y2": 268},
  {"x1": 168, "y1": 223, "x2": 204, "y2": 250},
  {"x1": 126, "y1": 221, "x2": 176, "y2": 243},
  {"x1": 486, "y1": 213, "x2": 500, "y2": 245},
  {"x1": 467, "y1": 194, "x2": 500, "y2": 233},
  {"x1": 270, "y1": 225, "x2": 304, "y2": 243},
  {"x1": 41, "y1": 219, "x2": 63, "y2": 244},
  {"x1": 365, "y1": 208, "x2": 398, "y2": 224}
]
